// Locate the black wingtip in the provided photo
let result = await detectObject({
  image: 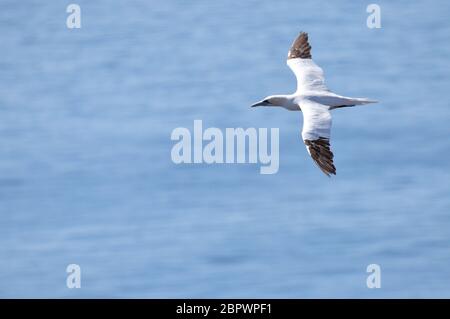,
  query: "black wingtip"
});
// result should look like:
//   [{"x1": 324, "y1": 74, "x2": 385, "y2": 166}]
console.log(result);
[{"x1": 287, "y1": 31, "x2": 312, "y2": 60}]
